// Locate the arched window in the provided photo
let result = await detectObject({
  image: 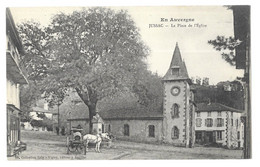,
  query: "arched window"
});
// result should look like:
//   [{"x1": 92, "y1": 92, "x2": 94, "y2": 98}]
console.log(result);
[
  {"x1": 108, "y1": 124, "x2": 111, "y2": 132},
  {"x1": 148, "y1": 125, "x2": 155, "y2": 137},
  {"x1": 171, "y1": 104, "x2": 179, "y2": 118},
  {"x1": 102, "y1": 124, "x2": 104, "y2": 133},
  {"x1": 124, "y1": 124, "x2": 129, "y2": 136},
  {"x1": 171, "y1": 126, "x2": 179, "y2": 139}
]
